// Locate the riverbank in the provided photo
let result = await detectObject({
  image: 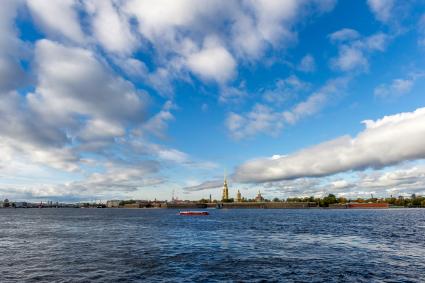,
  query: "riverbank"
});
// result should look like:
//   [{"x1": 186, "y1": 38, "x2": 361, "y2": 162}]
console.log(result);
[{"x1": 2, "y1": 201, "x2": 423, "y2": 209}]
